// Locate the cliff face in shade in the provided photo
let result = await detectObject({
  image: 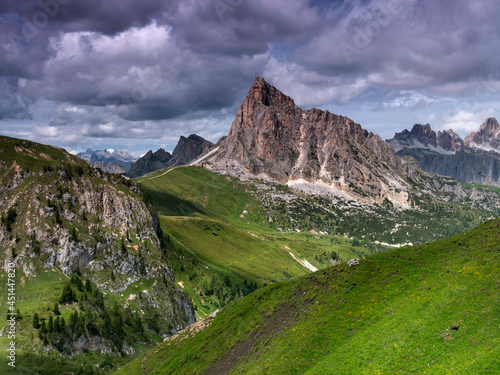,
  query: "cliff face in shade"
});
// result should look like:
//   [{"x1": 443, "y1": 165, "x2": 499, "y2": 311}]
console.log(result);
[
  {"x1": 169, "y1": 134, "x2": 214, "y2": 166},
  {"x1": 397, "y1": 148, "x2": 500, "y2": 186},
  {"x1": 126, "y1": 148, "x2": 172, "y2": 178},
  {"x1": 211, "y1": 77, "x2": 407, "y2": 197},
  {"x1": 126, "y1": 135, "x2": 214, "y2": 178},
  {"x1": 464, "y1": 117, "x2": 500, "y2": 152}
]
